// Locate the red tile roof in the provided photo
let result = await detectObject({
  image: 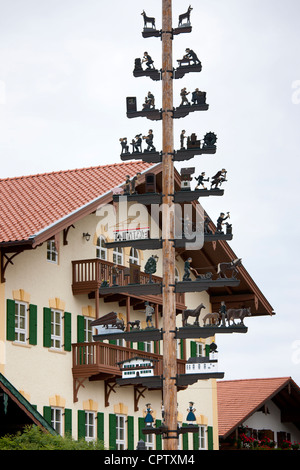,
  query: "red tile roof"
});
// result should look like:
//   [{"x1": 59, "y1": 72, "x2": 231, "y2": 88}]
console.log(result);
[
  {"x1": 0, "y1": 161, "x2": 155, "y2": 244},
  {"x1": 217, "y1": 377, "x2": 295, "y2": 438}
]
